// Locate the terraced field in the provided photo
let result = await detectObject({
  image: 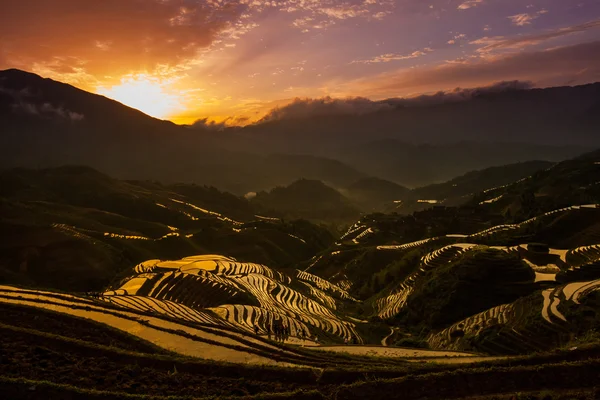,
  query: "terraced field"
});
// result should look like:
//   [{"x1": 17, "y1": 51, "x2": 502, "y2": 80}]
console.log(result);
[
  {"x1": 105, "y1": 255, "x2": 364, "y2": 344},
  {"x1": 3, "y1": 298, "x2": 599, "y2": 400},
  {"x1": 374, "y1": 241, "x2": 600, "y2": 321},
  {"x1": 366, "y1": 204, "x2": 600, "y2": 320},
  {"x1": 375, "y1": 243, "x2": 478, "y2": 319},
  {"x1": 427, "y1": 278, "x2": 600, "y2": 355},
  {"x1": 466, "y1": 204, "x2": 600, "y2": 240}
]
